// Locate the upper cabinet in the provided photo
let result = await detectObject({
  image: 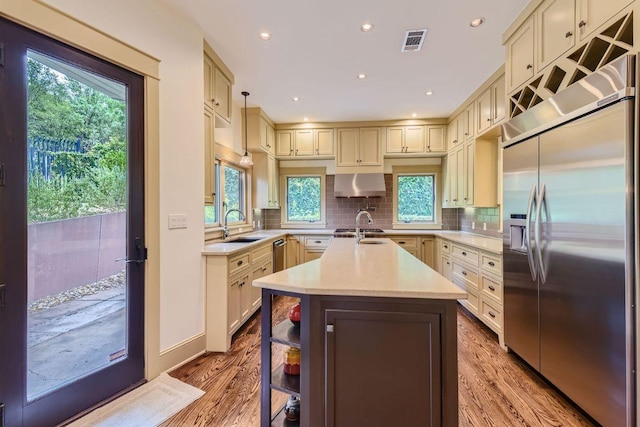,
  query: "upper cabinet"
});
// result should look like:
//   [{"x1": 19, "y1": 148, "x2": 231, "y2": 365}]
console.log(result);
[
  {"x1": 385, "y1": 125, "x2": 446, "y2": 156},
  {"x1": 506, "y1": 16, "x2": 535, "y2": 93},
  {"x1": 252, "y1": 152, "x2": 279, "y2": 209},
  {"x1": 245, "y1": 108, "x2": 276, "y2": 155},
  {"x1": 336, "y1": 127, "x2": 383, "y2": 172},
  {"x1": 536, "y1": 0, "x2": 576, "y2": 71},
  {"x1": 577, "y1": 0, "x2": 634, "y2": 40},
  {"x1": 275, "y1": 128, "x2": 335, "y2": 158},
  {"x1": 204, "y1": 43, "x2": 235, "y2": 128},
  {"x1": 204, "y1": 108, "x2": 215, "y2": 205},
  {"x1": 476, "y1": 74, "x2": 506, "y2": 135},
  {"x1": 504, "y1": 0, "x2": 634, "y2": 115}
]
